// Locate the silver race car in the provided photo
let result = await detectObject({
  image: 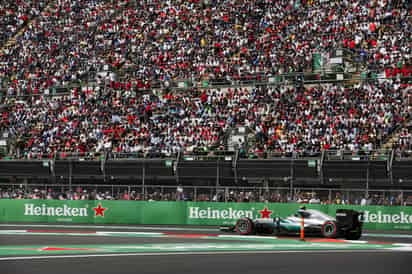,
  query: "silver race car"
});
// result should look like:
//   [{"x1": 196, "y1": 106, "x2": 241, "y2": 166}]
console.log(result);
[{"x1": 220, "y1": 208, "x2": 363, "y2": 240}]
